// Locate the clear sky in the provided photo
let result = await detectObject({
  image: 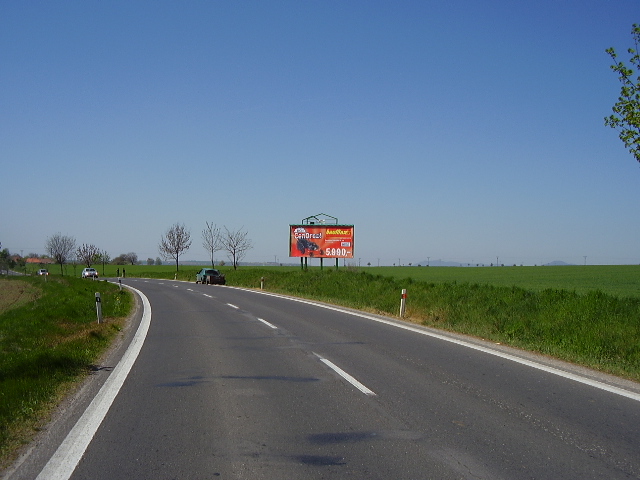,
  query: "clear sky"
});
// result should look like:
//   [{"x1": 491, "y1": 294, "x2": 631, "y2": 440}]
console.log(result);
[{"x1": 2, "y1": 0, "x2": 639, "y2": 267}]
